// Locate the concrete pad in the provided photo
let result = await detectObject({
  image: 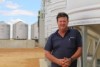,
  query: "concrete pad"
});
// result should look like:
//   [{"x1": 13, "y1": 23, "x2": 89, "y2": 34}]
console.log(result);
[{"x1": 39, "y1": 59, "x2": 48, "y2": 67}]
